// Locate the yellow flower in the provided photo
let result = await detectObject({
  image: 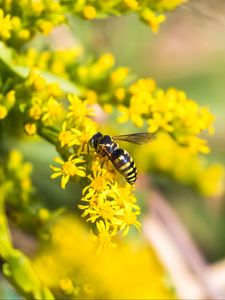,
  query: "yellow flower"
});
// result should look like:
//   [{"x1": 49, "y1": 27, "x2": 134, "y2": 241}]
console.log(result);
[
  {"x1": 123, "y1": 0, "x2": 139, "y2": 9},
  {"x1": 90, "y1": 220, "x2": 117, "y2": 253},
  {"x1": 115, "y1": 87, "x2": 126, "y2": 102},
  {"x1": 0, "y1": 105, "x2": 8, "y2": 119},
  {"x1": 98, "y1": 53, "x2": 115, "y2": 70},
  {"x1": 24, "y1": 123, "x2": 37, "y2": 136},
  {"x1": 141, "y1": 8, "x2": 166, "y2": 33},
  {"x1": 66, "y1": 94, "x2": 95, "y2": 124},
  {"x1": 129, "y1": 78, "x2": 156, "y2": 95},
  {"x1": 42, "y1": 96, "x2": 65, "y2": 124},
  {"x1": 117, "y1": 203, "x2": 141, "y2": 236},
  {"x1": 83, "y1": 5, "x2": 96, "y2": 20},
  {"x1": 38, "y1": 208, "x2": 49, "y2": 223},
  {"x1": 50, "y1": 155, "x2": 86, "y2": 189},
  {"x1": 75, "y1": 118, "x2": 97, "y2": 154},
  {"x1": 29, "y1": 104, "x2": 42, "y2": 120},
  {"x1": 82, "y1": 167, "x2": 110, "y2": 197},
  {"x1": 38, "y1": 20, "x2": 54, "y2": 35},
  {"x1": 6, "y1": 90, "x2": 16, "y2": 106},
  {"x1": 147, "y1": 112, "x2": 174, "y2": 133},
  {"x1": 110, "y1": 67, "x2": 129, "y2": 86},
  {"x1": 0, "y1": 9, "x2": 13, "y2": 39},
  {"x1": 117, "y1": 104, "x2": 144, "y2": 127},
  {"x1": 58, "y1": 122, "x2": 82, "y2": 148},
  {"x1": 26, "y1": 71, "x2": 46, "y2": 91},
  {"x1": 18, "y1": 29, "x2": 30, "y2": 40}
]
